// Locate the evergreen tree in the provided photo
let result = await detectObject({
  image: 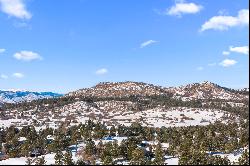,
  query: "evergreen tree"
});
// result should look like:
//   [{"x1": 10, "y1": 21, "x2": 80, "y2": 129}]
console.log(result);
[
  {"x1": 103, "y1": 155, "x2": 114, "y2": 165},
  {"x1": 20, "y1": 142, "x2": 30, "y2": 157},
  {"x1": 238, "y1": 149, "x2": 249, "y2": 165},
  {"x1": 63, "y1": 150, "x2": 74, "y2": 165},
  {"x1": 110, "y1": 126, "x2": 116, "y2": 137},
  {"x1": 130, "y1": 148, "x2": 146, "y2": 165},
  {"x1": 153, "y1": 142, "x2": 165, "y2": 165},
  {"x1": 96, "y1": 140, "x2": 104, "y2": 158},
  {"x1": 208, "y1": 155, "x2": 230, "y2": 165},
  {"x1": 224, "y1": 141, "x2": 235, "y2": 153},
  {"x1": 179, "y1": 149, "x2": 209, "y2": 165},
  {"x1": 35, "y1": 156, "x2": 46, "y2": 165},
  {"x1": 25, "y1": 157, "x2": 33, "y2": 165},
  {"x1": 76, "y1": 159, "x2": 86, "y2": 165},
  {"x1": 112, "y1": 141, "x2": 119, "y2": 158},
  {"x1": 85, "y1": 139, "x2": 96, "y2": 156},
  {"x1": 100, "y1": 142, "x2": 115, "y2": 164},
  {"x1": 54, "y1": 150, "x2": 64, "y2": 165},
  {"x1": 127, "y1": 137, "x2": 140, "y2": 160},
  {"x1": 118, "y1": 140, "x2": 128, "y2": 159}
]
